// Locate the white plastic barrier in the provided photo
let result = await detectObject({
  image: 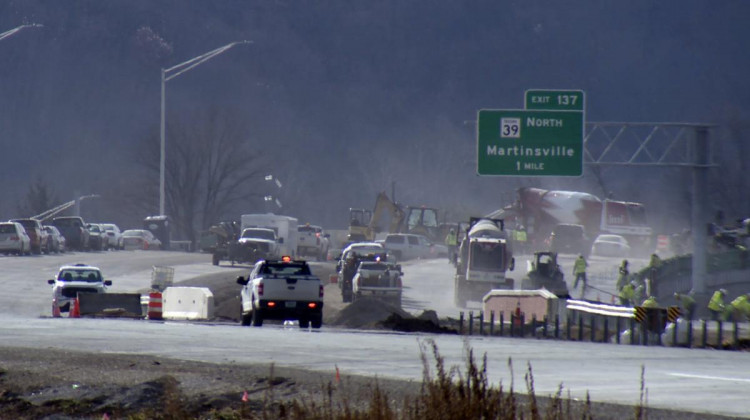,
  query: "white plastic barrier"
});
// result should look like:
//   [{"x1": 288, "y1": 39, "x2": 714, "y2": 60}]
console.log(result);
[{"x1": 162, "y1": 287, "x2": 214, "y2": 320}]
